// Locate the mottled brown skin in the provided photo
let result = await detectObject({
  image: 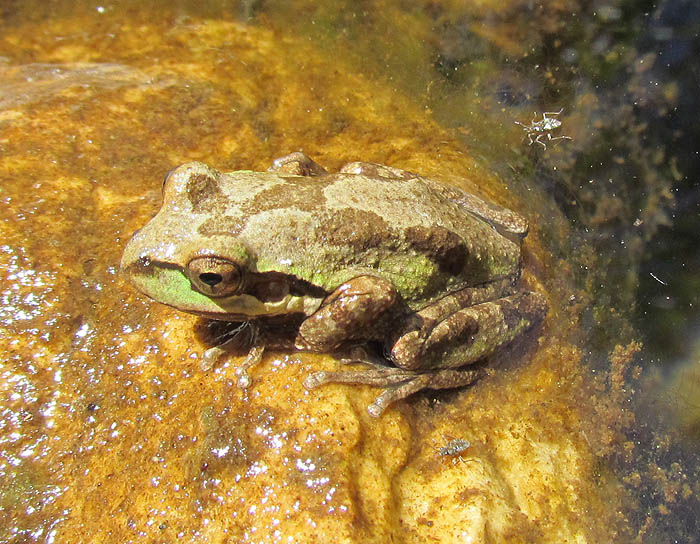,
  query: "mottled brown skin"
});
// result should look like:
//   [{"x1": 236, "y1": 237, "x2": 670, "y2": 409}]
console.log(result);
[{"x1": 121, "y1": 153, "x2": 548, "y2": 417}]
